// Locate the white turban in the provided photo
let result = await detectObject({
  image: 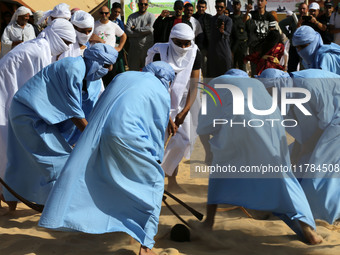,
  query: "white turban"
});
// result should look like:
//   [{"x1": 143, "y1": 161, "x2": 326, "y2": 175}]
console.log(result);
[
  {"x1": 168, "y1": 23, "x2": 196, "y2": 73},
  {"x1": 40, "y1": 19, "x2": 76, "y2": 56},
  {"x1": 50, "y1": 3, "x2": 71, "y2": 19},
  {"x1": 71, "y1": 10, "x2": 94, "y2": 45},
  {"x1": 169, "y1": 23, "x2": 195, "y2": 41},
  {"x1": 71, "y1": 10, "x2": 94, "y2": 29},
  {"x1": 9, "y1": 6, "x2": 32, "y2": 25},
  {"x1": 38, "y1": 3, "x2": 71, "y2": 25}
]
